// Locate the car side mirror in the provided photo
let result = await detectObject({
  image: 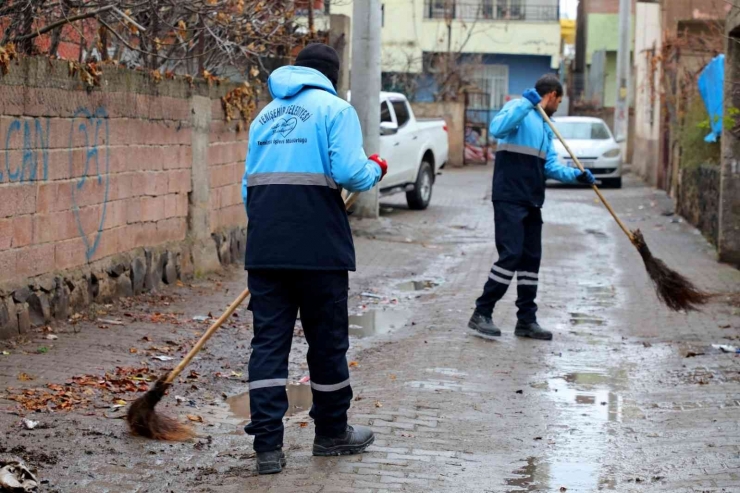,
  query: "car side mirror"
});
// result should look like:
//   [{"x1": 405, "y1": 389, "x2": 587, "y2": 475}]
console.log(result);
[{"x1": 380, "y1": 121, "x2": 399, "y2": 136}]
